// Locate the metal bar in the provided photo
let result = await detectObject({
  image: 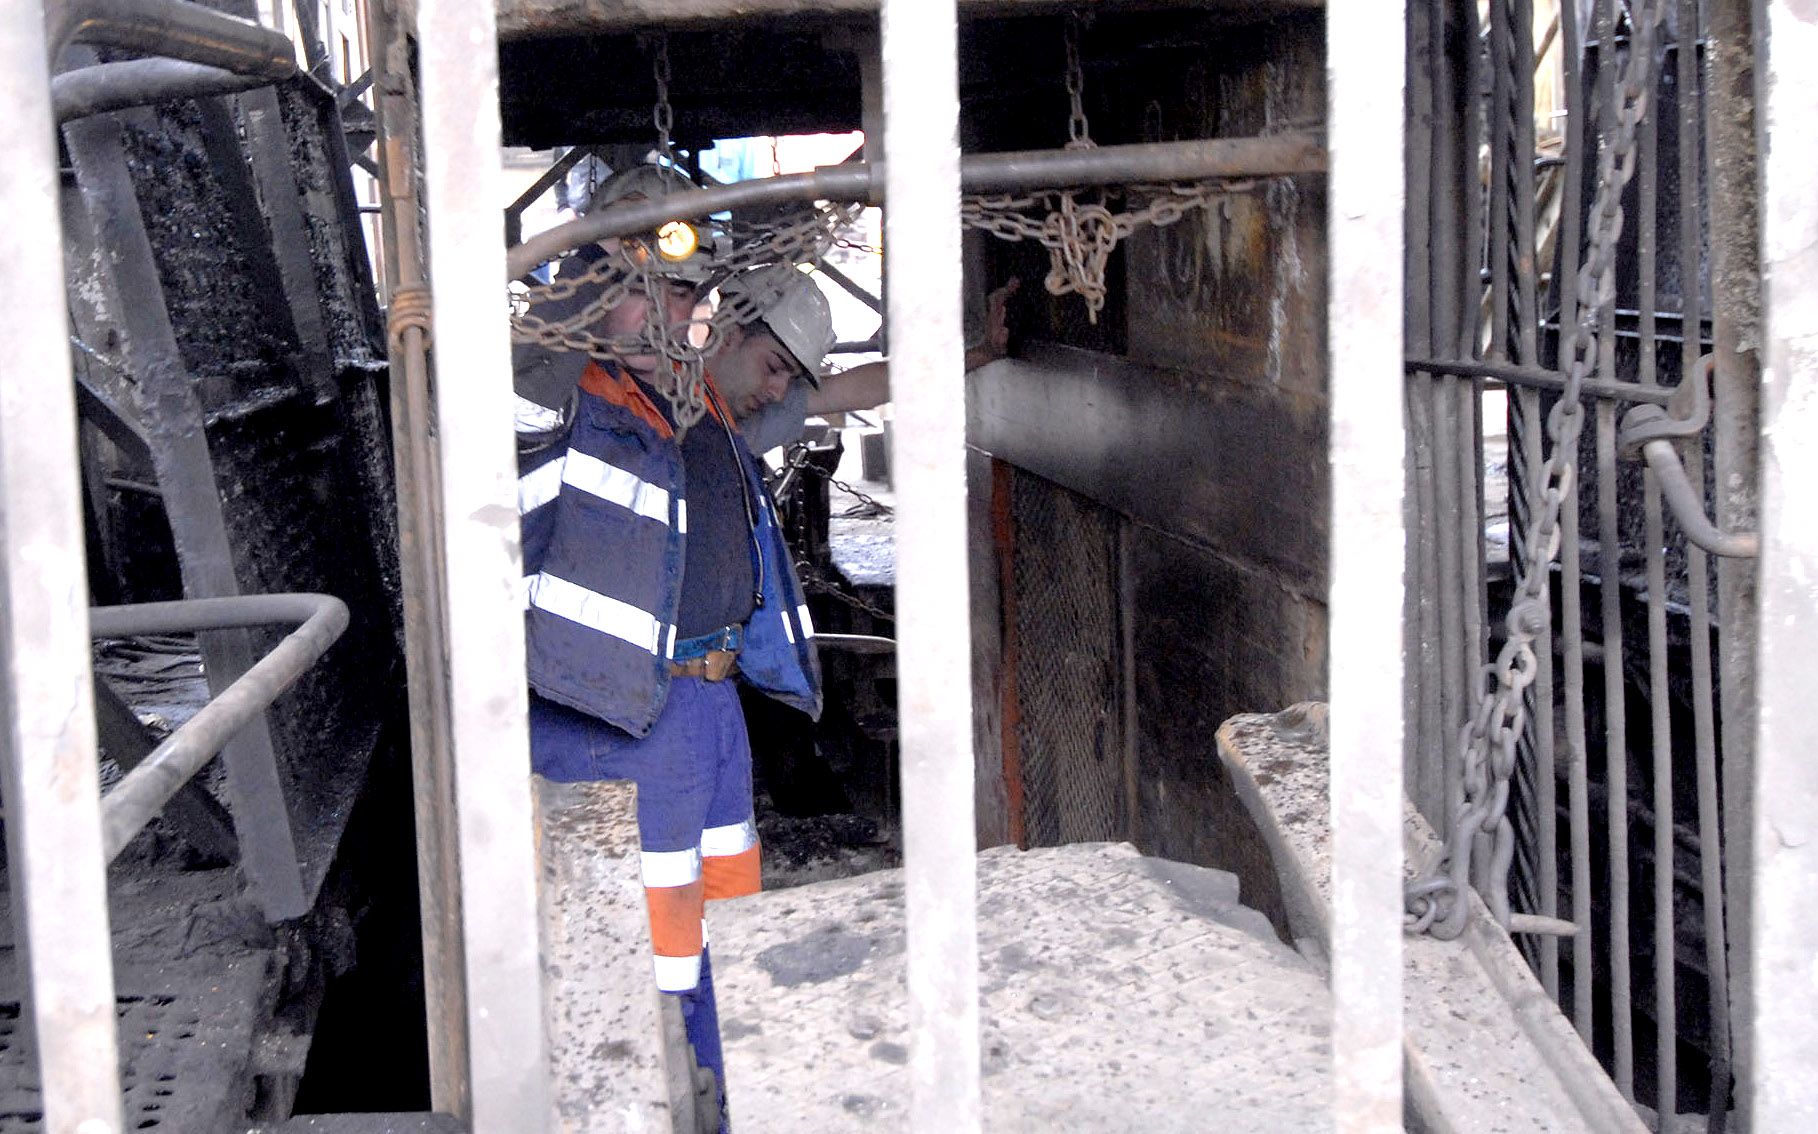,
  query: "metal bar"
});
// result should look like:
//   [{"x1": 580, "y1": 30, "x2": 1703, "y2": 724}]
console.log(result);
[
  {"x1": 1556, "y1": 0, "x2": 1597, "y2": 1047},
  {"x1": 1404, "y1": 357, "x2": 1676, "y2": 404},
  {"x1": 1329, "y1": 0, "x2": 1405, "y2": 1126},
  {"x1": 51, "y1": 0, "x2": 297, "y2": 76},
  {"x1": 91, "y1": 676, "x2": 240, "y2": 862},
  {"x1": 1703, "y1": 0, "x2": 1759, "y2": 1117},
  {"x1": 1747, "y1": 0, "x2": 1818, "y2": 1123},
  {"x1": 1591, "y1": 0, "x2": 1637, "y2": 1099},
  {"x1": 504, "y1": 144, "x2": 595, "y2": 250},
  {"x1": 1638, "y1": 440, "x2": 1759, "y2": 558},
  {"x1": 505, "y1": 133, "x2": 1328, "y2": 279},
  {"x1": 368, "y1": 1, "x2": 469, "y2": 1112},
  {"x1": 413, "y1": 0, "x2": 552, "y2": 1120},
  {"x1": 1679, "y1": 3, "x2": 1732, "y2": 1124},
  {"x1": 92, "y1": 595, "x2": 349, "y2": 860},
  {"x1": 882, "y1": 0, "x2": 980, "y2": 1126},
  {"x1": 52, "y1": 58, "x2": 268, "y2": 122},
  {"x1": 992, "y1": 458, "x2": 1027, "y2": 849},
  {"x1": 64, "y1": 109, "x2": 309, "y2": 922},
  {"x1": 1508, "y1": 0, "x2": 1561, "y2": 997},
  {"x1": 816, "y1": 257, "x2": 884, "y2": 315},
  {"x1": 1404, "y1": 0, "x2": 1438, "y2": 822},
  {"x1": 1636, "y1": 75, "x2": 1680, "y2": 1124},
  {"x1": 0, "y1": 0, "x2": 124, "y2": 1126}
]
